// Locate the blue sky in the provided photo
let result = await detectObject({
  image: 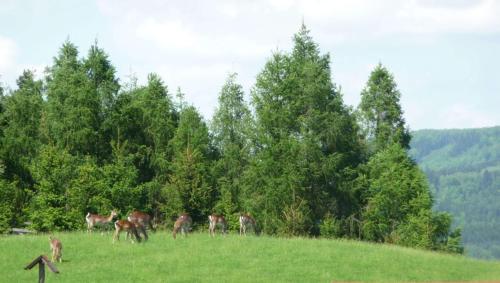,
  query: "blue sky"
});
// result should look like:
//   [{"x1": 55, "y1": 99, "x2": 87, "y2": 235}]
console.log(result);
[{"x1": 1, "y1": 0, "x2": 499, "y2": 130}]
